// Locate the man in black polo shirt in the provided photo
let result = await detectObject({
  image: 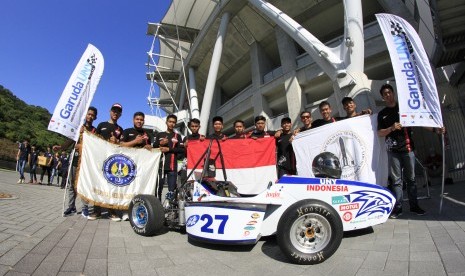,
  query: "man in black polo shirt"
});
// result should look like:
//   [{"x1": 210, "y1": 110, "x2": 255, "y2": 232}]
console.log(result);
[
  {"x1": 249, "y1": 115, "x2": 275, "y2": 138},
  {"x1": 57, "y1": 106, "x2": 98, "y2": 218},
  {"x1": 153, "y1": 114, "x2": 183, "y2": 200},
  {"x1": 95, "y1": 103, "x2": 124, "y2": 221},
  {"x1": 208, "y1": 116, "x2": 228, "y2": 140},
  {"x1": 275, "y1": 117, "x2": 296, "y2": 178},
  {"x1": 377, "y1": 84, "x2": 425, "y2": 218},
  {"x1": 311, "y1": 101, "x2": 343, "y2": 129},
  {"x1": 120, "y1": 112, "x2": 152, "y2": 149},
  {"x1": 96, "y1": 103, "x2": 124, "y2": 144},
  {"x1": 341, "y1": 97, "x2": 372, "y2": 119},
  {"x1": 232, "y1": 120, "x2": 247, "y2": 139}
]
